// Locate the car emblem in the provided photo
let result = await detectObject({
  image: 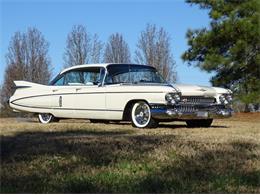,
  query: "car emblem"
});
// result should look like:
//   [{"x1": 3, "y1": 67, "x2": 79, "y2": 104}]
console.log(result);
[{"x1": 198, "y1": 88, "x2": 207, "y2": 92}]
